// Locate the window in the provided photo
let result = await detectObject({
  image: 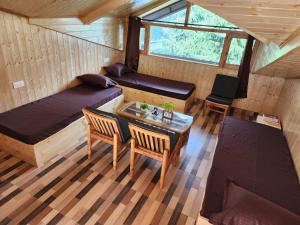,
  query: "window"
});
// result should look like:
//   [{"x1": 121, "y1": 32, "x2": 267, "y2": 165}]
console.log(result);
[
  {"x1": 189, "y1": 5, "x2": 237, "y2": 28},
  {"x1": 150, "y1": 26, "x2": 226, "y2": 64},
  {"x1": 139, "y1": 27, "x2": 145, "y2": 50},
  {"x1": 158, "y1": 8, "x2": 186, "y2": 23},
  {"x1": 140, "y1": 1, "x2": 247, "y2": 66},
  {"x1": 226, "y1": 38, "x2": 247, "y2": 65}
]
